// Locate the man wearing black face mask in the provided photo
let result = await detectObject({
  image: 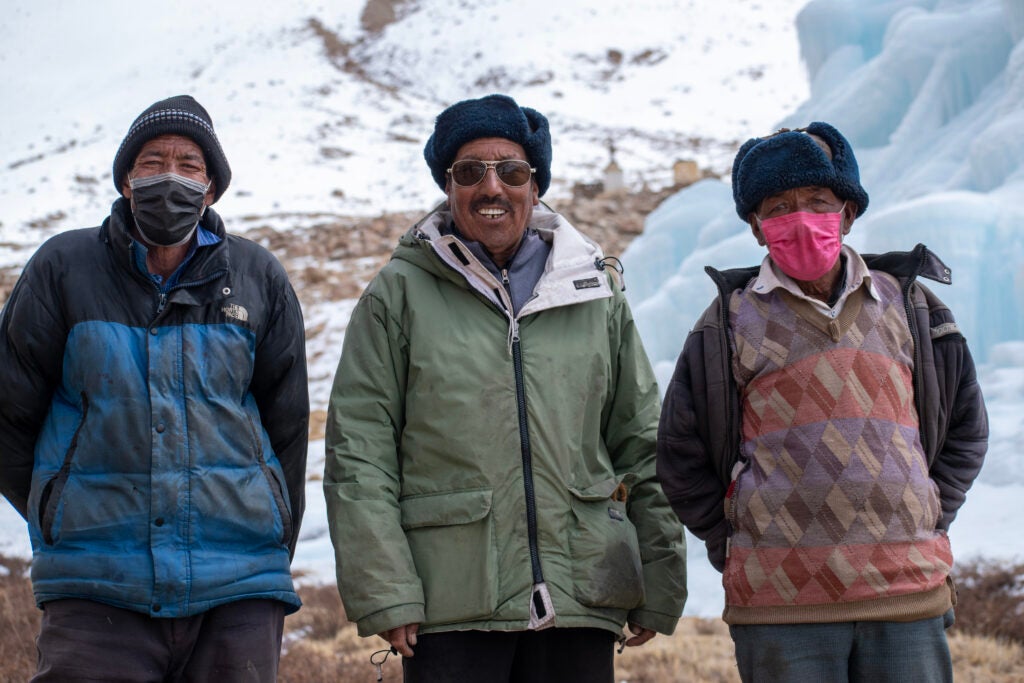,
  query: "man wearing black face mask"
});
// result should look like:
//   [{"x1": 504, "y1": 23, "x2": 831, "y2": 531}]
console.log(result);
[{"x1": 0, "y1": 95, "x2": 309, "y2": 682}]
